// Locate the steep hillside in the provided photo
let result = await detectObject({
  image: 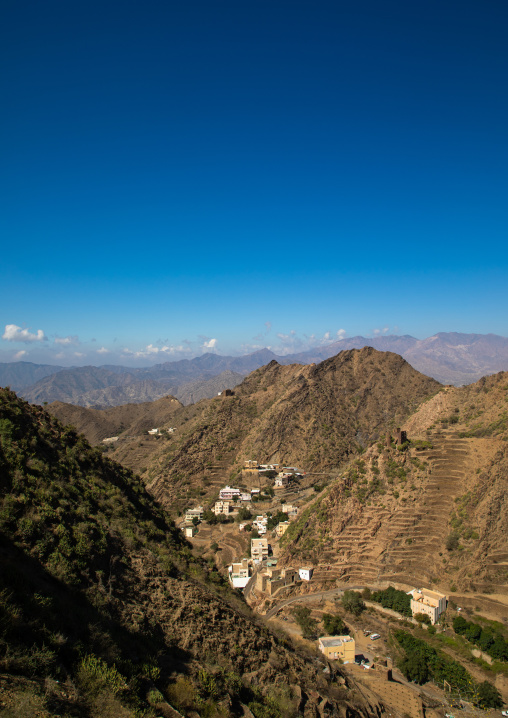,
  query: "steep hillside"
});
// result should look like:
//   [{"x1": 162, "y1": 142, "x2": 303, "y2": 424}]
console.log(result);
[
  {"x1": 147, "y1": 349, "x2": 441, "y2": 511},
  {"x1": 0, "y1": 388, "x2": 382, "y2": 718},
  {"x1": 47, "y1": 394, "x2": 183, "y2": 444},
  {"x1": 278, "y1": 371, "x2": 508, "y2": 619}
]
